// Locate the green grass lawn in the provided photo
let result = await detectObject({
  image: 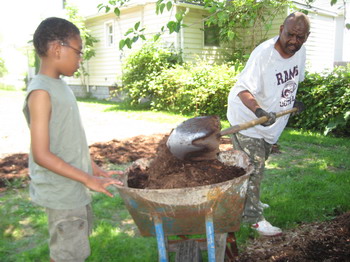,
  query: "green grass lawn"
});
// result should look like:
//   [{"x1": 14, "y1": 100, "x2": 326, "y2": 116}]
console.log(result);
[{"x1": 1, "y1": 93, "x2": 350, "y2": 261}]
